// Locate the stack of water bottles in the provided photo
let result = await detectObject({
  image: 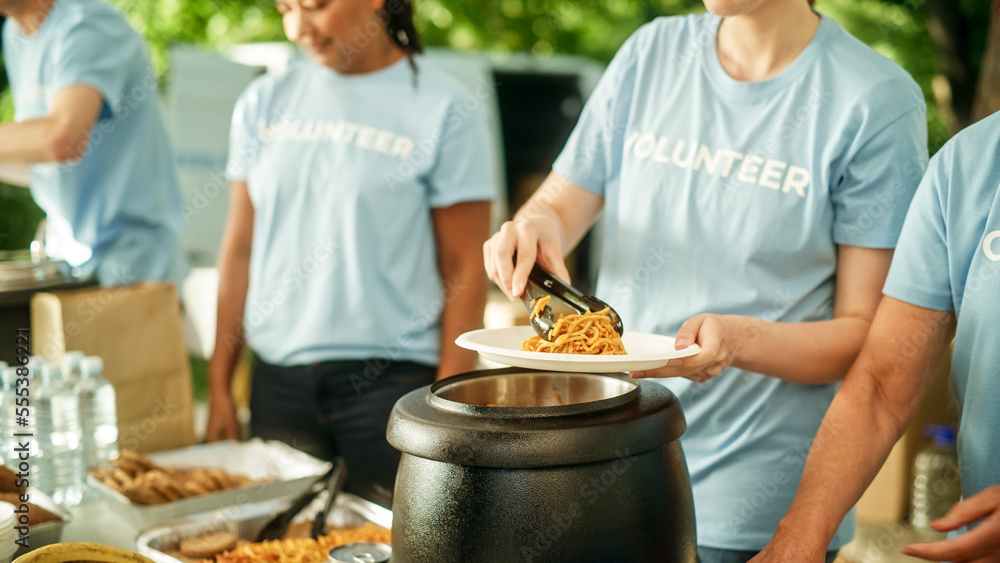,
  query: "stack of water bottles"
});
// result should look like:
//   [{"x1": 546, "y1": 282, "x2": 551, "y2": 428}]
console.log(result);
[
  {"x1": 0, "y1": 359, "x2": 37, "y2": 487},
  {"x1": 0, "y1": 352, "x2": 119, "y2": 507}
]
